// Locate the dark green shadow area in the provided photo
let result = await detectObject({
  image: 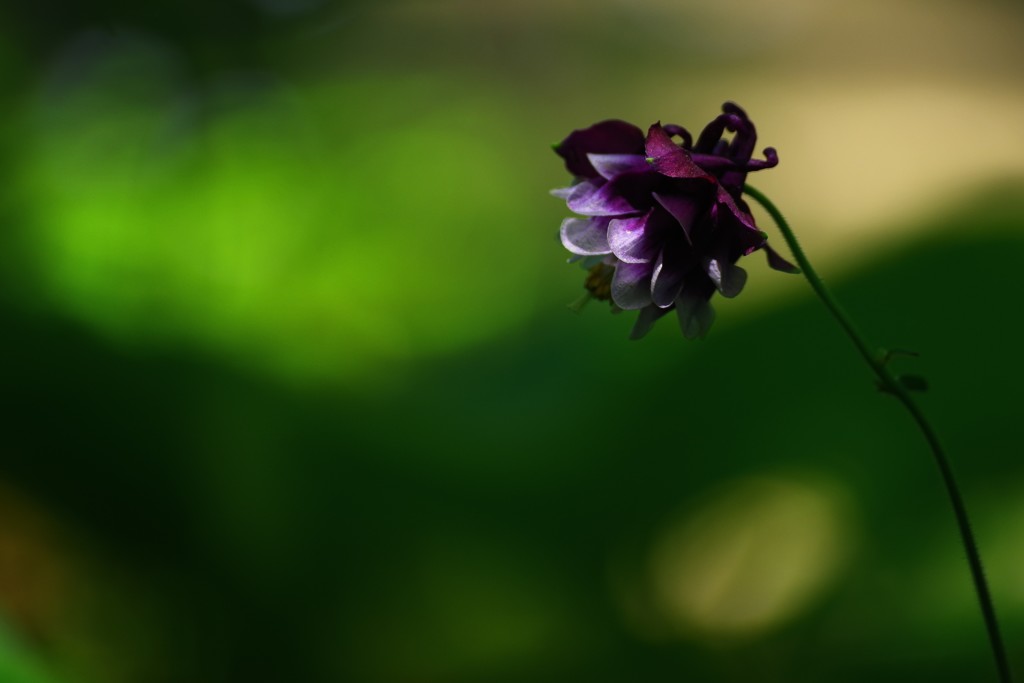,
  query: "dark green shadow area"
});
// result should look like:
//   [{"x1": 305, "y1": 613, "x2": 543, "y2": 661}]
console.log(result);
[{"x1": 1, "y1": 183, "x2": 1023, "y2": 683}]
